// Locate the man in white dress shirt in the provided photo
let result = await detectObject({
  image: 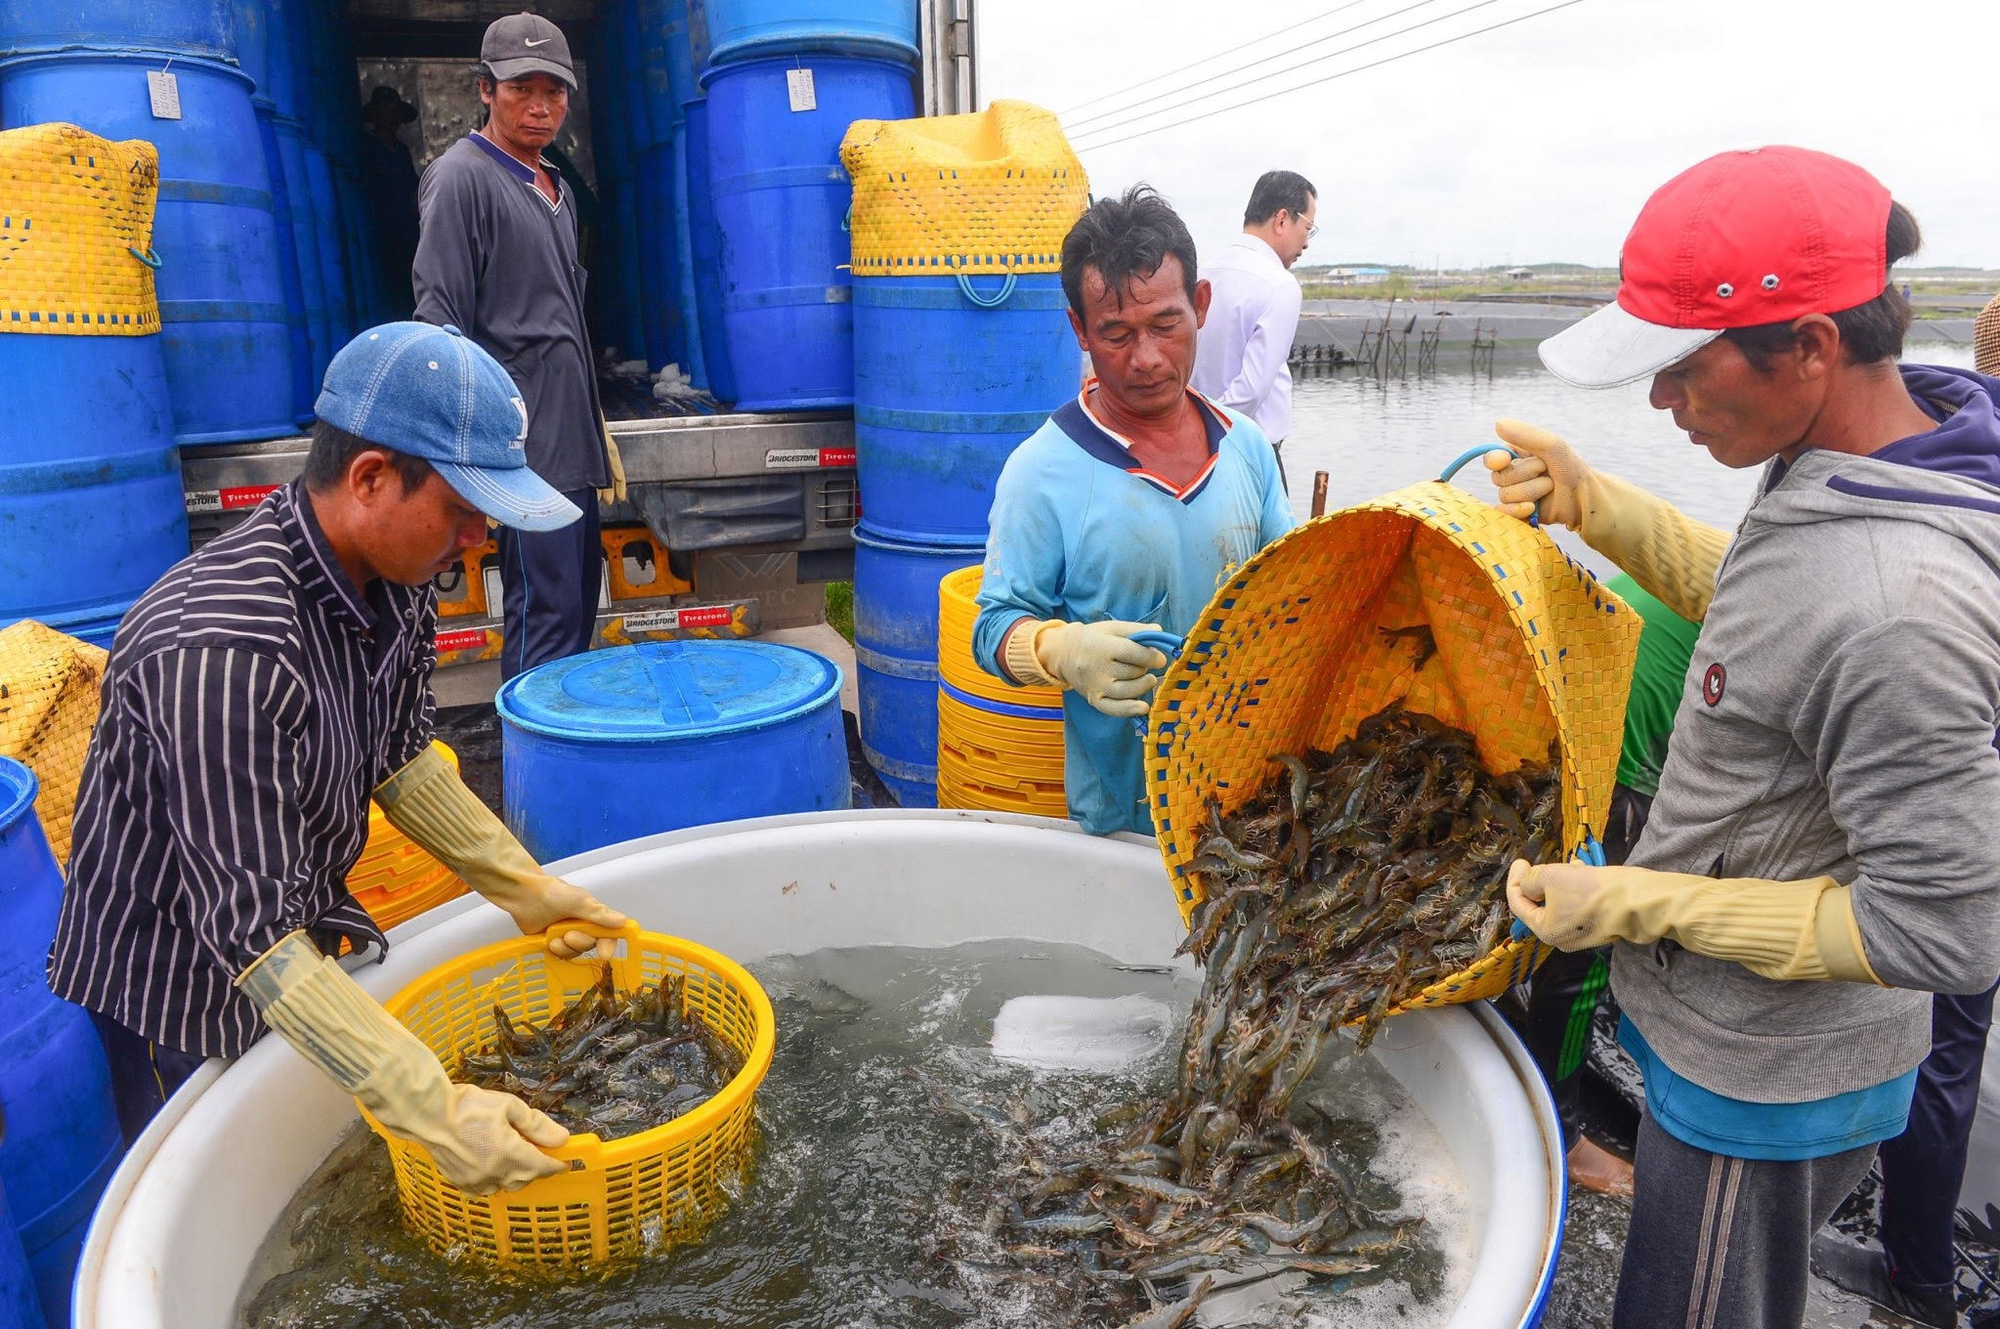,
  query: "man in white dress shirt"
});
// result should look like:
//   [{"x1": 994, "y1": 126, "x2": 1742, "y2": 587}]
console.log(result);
[{"x1": 1191, "y1": 170, "x2": 1316, "y2": 489}]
